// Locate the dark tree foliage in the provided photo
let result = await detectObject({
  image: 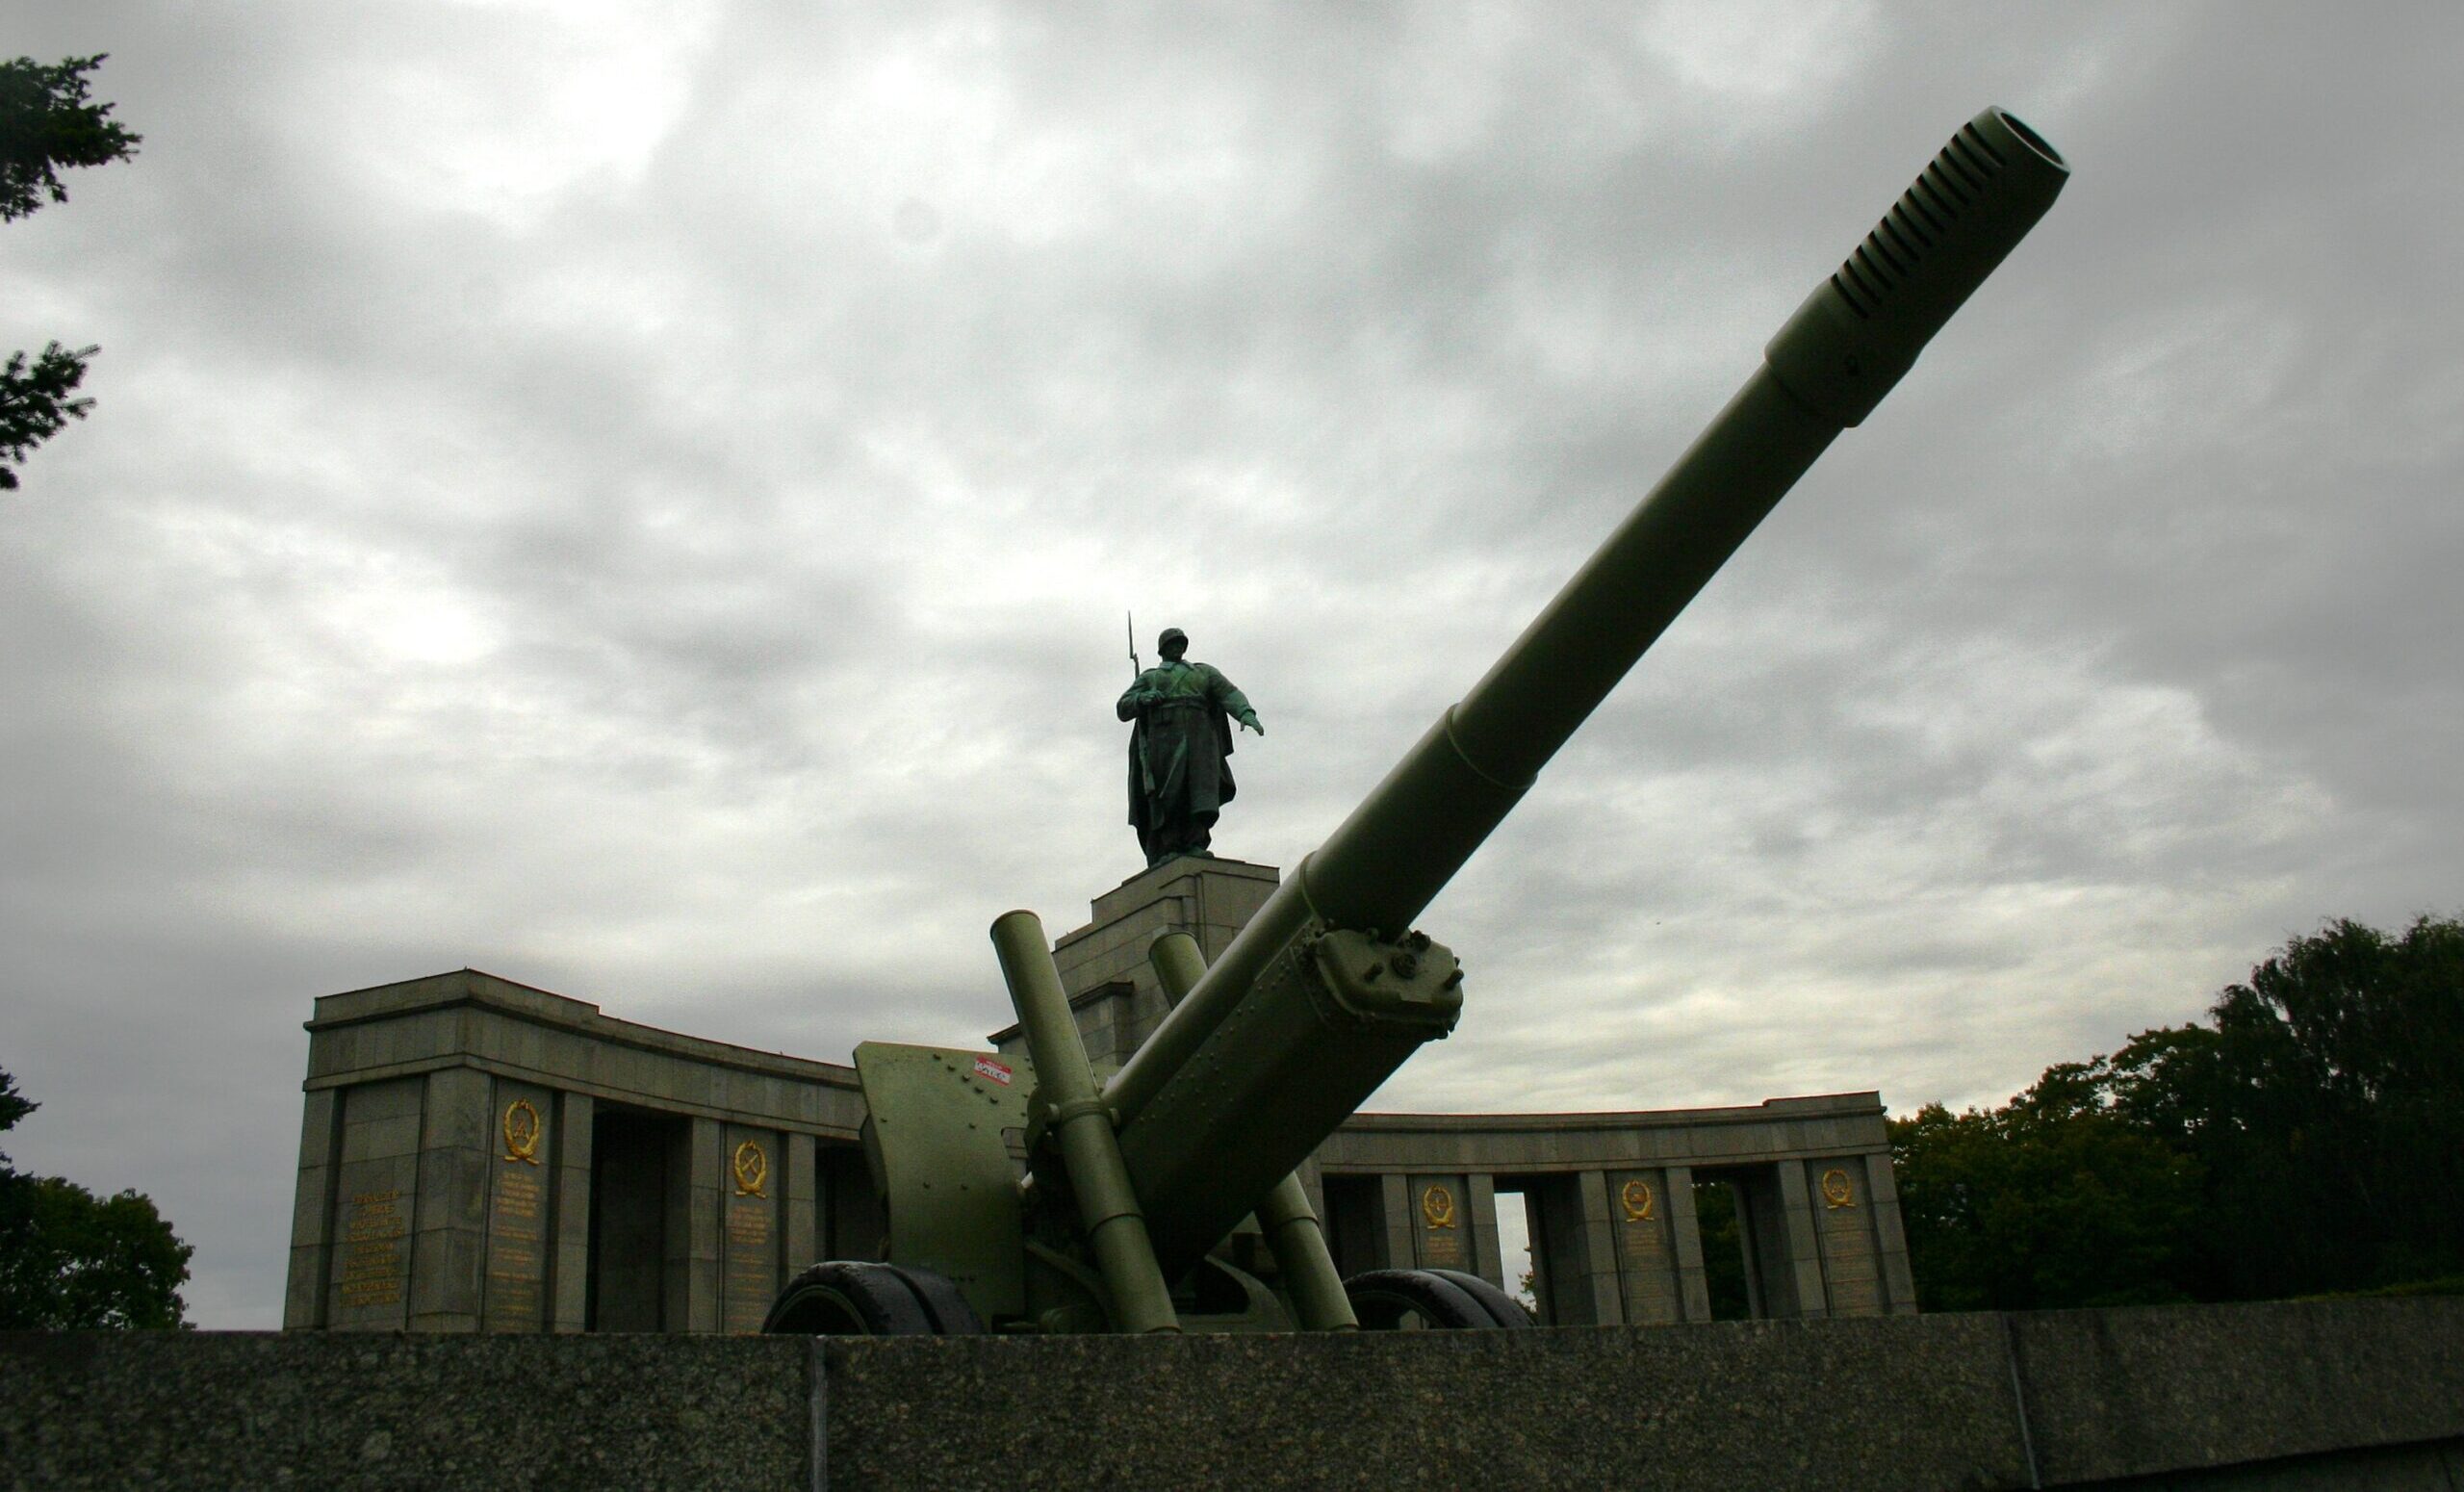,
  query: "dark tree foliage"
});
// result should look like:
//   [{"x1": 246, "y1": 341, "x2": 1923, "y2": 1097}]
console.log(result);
[
  {"x1": 0, "y1": 1067, "x2": 192, "y2": 1329},
  {"x1": 0, "y1": 54, "x2": 140, "y2": 222},
  {"x1": 1, "y1": 54, "x2": 139, "y2": 492},
  {"x1": 1691, "y1": 1180, "x2": 1754, "y2": 1320},
  {"x1": 1, "y1": 341, "x2": 98, "y2": 490},
  {"x1": 1889, "y1": 1101, "x2": 2201, "y2": 1311},
  {"x1": 1890, "y1": 914, "x2": 2464, "y2": 1310},
  {"x1": 2140, "y1": 915, "x2": 2464, "y2": 1298}
]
